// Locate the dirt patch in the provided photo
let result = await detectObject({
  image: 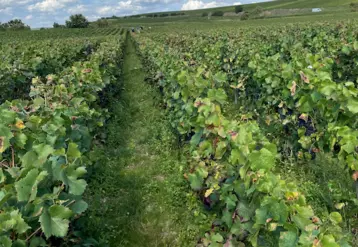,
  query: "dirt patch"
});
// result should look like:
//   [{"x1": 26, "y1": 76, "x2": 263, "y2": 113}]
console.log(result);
[
  {"x1": 223, "y1": 12, "x2": 245, "y2": 17},
  {"x1": 261, "y1": 8, "x2": 312, "y2": 17}
]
